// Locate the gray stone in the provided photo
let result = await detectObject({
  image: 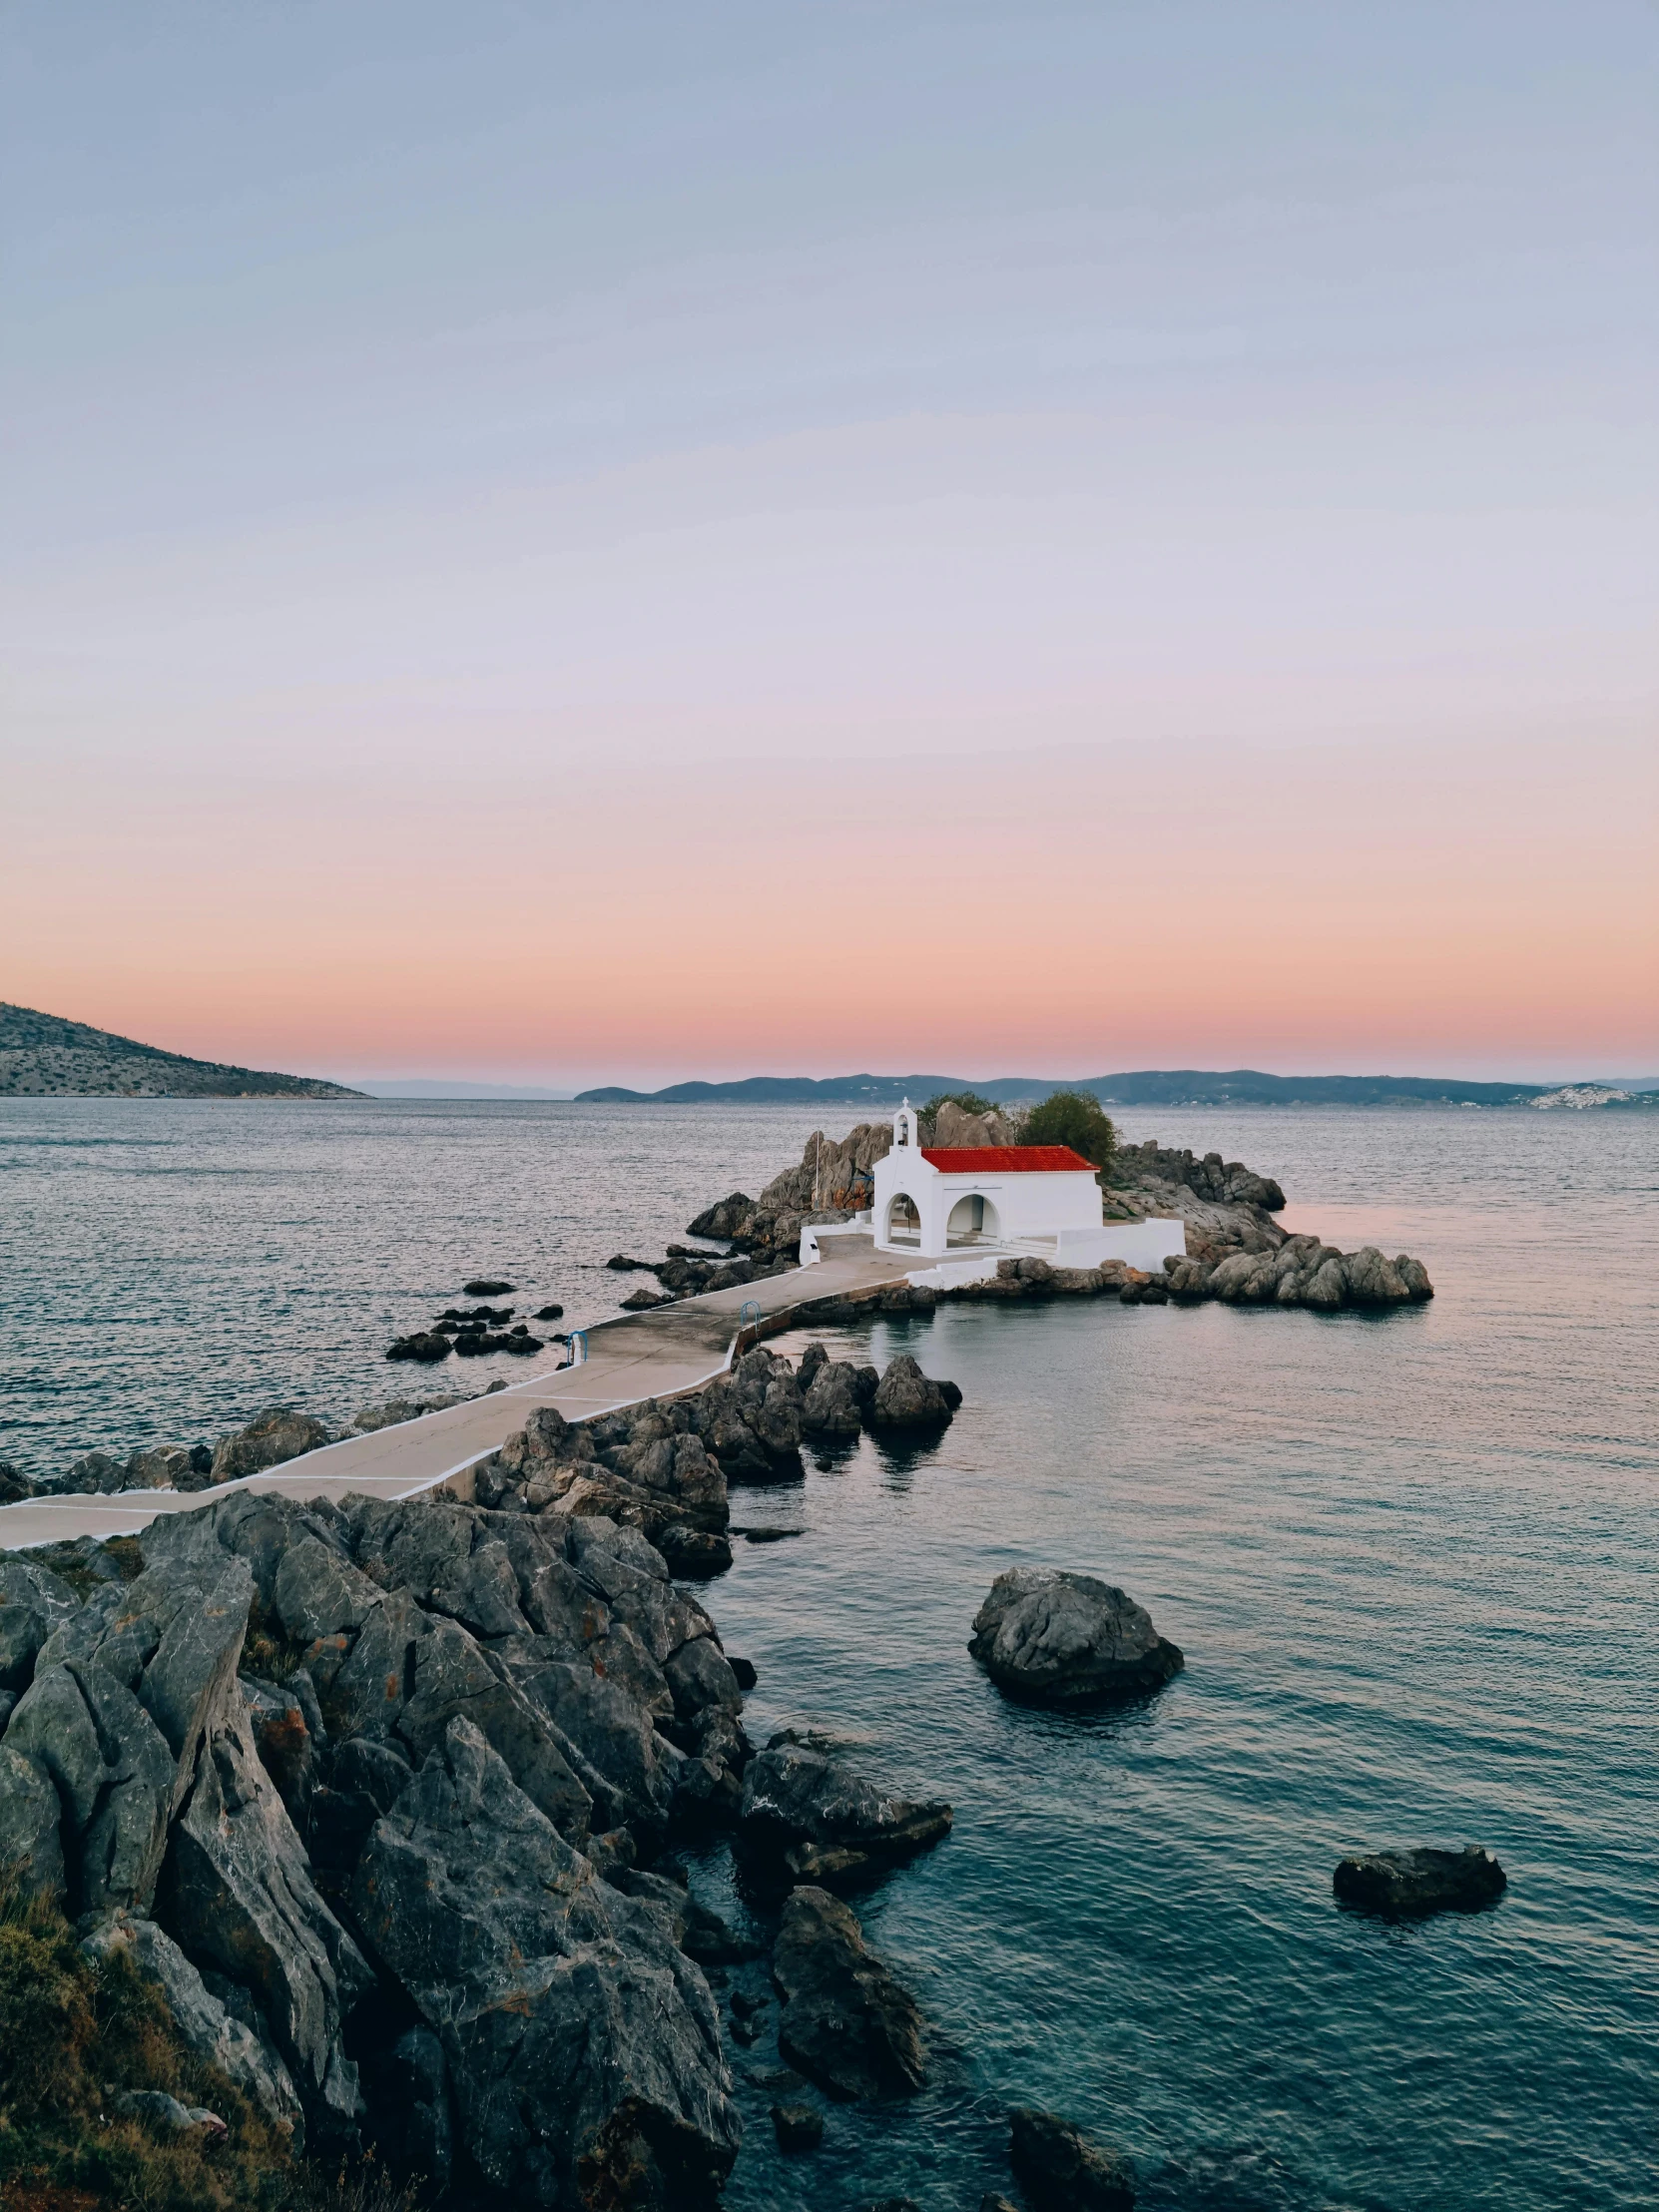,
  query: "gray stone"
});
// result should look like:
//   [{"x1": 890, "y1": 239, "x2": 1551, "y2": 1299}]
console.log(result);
[
  {"x1": 969, "y1": 1568, "x2": 1183, "y2": 1705},
  {"x1": 742, "y1": 1740, "x2": 950, "y2": 1881},
  {"x1": 1333, "y1": 1846, "x2": 1506, "y2": 1917},
  {"x1": 665, "y1": 1636, "x2": 743, "y2": 1723},
  {"x1": 771, "y1": 2099, "x2": 824, "y2": 2151},
  {"x1": 6, "y1": 1660, "x2": 175, "y2": 1915},
  {"x1": 161, "y1": 1689, "x2": 372, "y2": 2144},
  {"x1": 1009, "y1": 2107, "x2": 1136, "y2": 2212},
  {"x1": 211, "y1": 1407, "x2": 332, "y2": 1483},
  {"x1": 274, "y1": 1535, "x2": 381, "y2": 1645},
  {"x1": 772, "y1": 1885, "x2": 926, "y2": 2100},
  {"x1": 0, "y1": 1554, "x2": 80, "y2": 1693},
  {"x1": 352, "y1": 1717, "x2": 740, "y2": 2208},
  {"x1": 113, "y1": 2088, "x2": 228, "y2": 2138},
  {"x1": 799, "y1": 1363, "x2": 863, "y2": 1438},
  {"x1": 867, "y1": 1357, "x2": 954, "y2": 1429},
  {"x1": 0, "y1": 1743, "x2": 65, "y2": 1901}
]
